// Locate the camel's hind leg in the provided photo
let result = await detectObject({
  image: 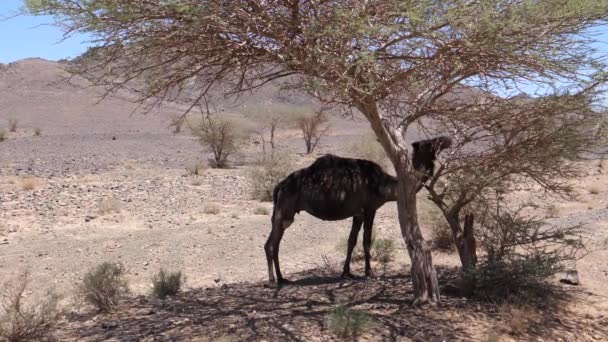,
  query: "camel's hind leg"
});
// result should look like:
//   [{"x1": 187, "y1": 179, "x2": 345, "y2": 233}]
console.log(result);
[
  {"x1": 264, "y1": 208, "x2": 294, "y2": 286},
  {"x1": 342, "y1": 216, "x2": 363, "y2": 278}
]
